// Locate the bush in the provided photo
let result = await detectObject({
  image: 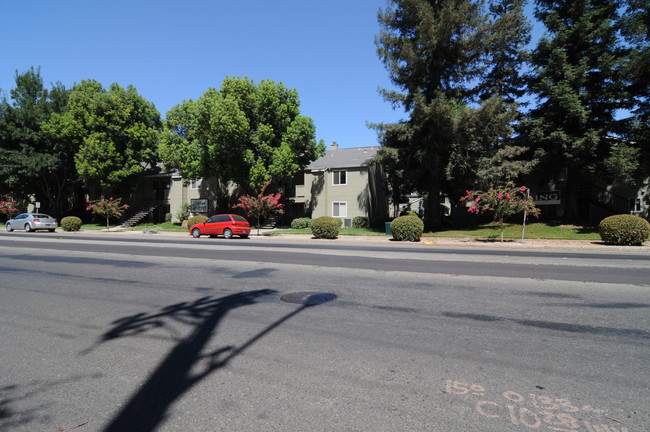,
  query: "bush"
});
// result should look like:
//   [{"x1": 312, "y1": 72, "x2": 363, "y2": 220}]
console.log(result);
[
  {"x1": 187, "y1": 215, "x2": 208, "y2": 228},
  {"x1": 352, "y1": 216, "x2": 369, "y2": 228},
  {"x1": 391, "y1": 215, "x2": 424, "y2": 242},
  {"x1": 311, "y1": 216, "x2": 340, "y2": 239},
  {"x1": 291, "y1": 217, "x2": 312, "y2": 229},
  {"x1": 598, "y1": 214, "x2": 650, "y2": 246},
  {"x1": 60, "y1": 216, "x2": 82, "y2": 232},
  {"x1": 176, "y1": 204, "x2": 190, "y2": 222}
]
